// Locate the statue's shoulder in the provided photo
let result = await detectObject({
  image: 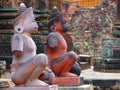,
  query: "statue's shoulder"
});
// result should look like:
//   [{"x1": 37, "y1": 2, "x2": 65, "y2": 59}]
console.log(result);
[
  {"x1": 47, "y1": 32, "x2": 59, "y2": 39},
  {"x1": 12, "y1": 33, "x2": 24, "y2": 38},
  {"x1": 12, "y1": 34, "x2": 26, "y2": 42},
  {"x1": 47, "y1": 32, "x2": 59, "y2": 48}
]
